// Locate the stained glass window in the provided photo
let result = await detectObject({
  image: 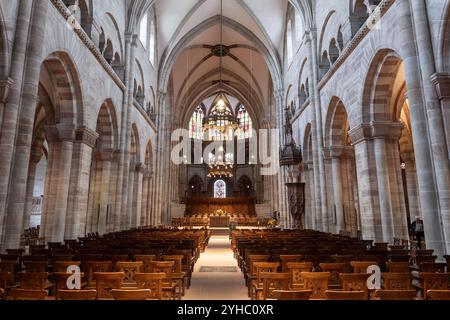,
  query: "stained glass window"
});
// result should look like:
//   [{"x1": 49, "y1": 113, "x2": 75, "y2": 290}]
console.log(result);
[
  {"x1": 236, "y1": 104, "x2": 252, "y2": 139},
  {"x1": 214, "y1": 180, "x2": 226, "y2": 198},
  {"x1": 189, "y1": 105, "x2": 205, "y2": 139},
  {"x1": 207, "y1": 103, "x2": 234, "y2": 141}
]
